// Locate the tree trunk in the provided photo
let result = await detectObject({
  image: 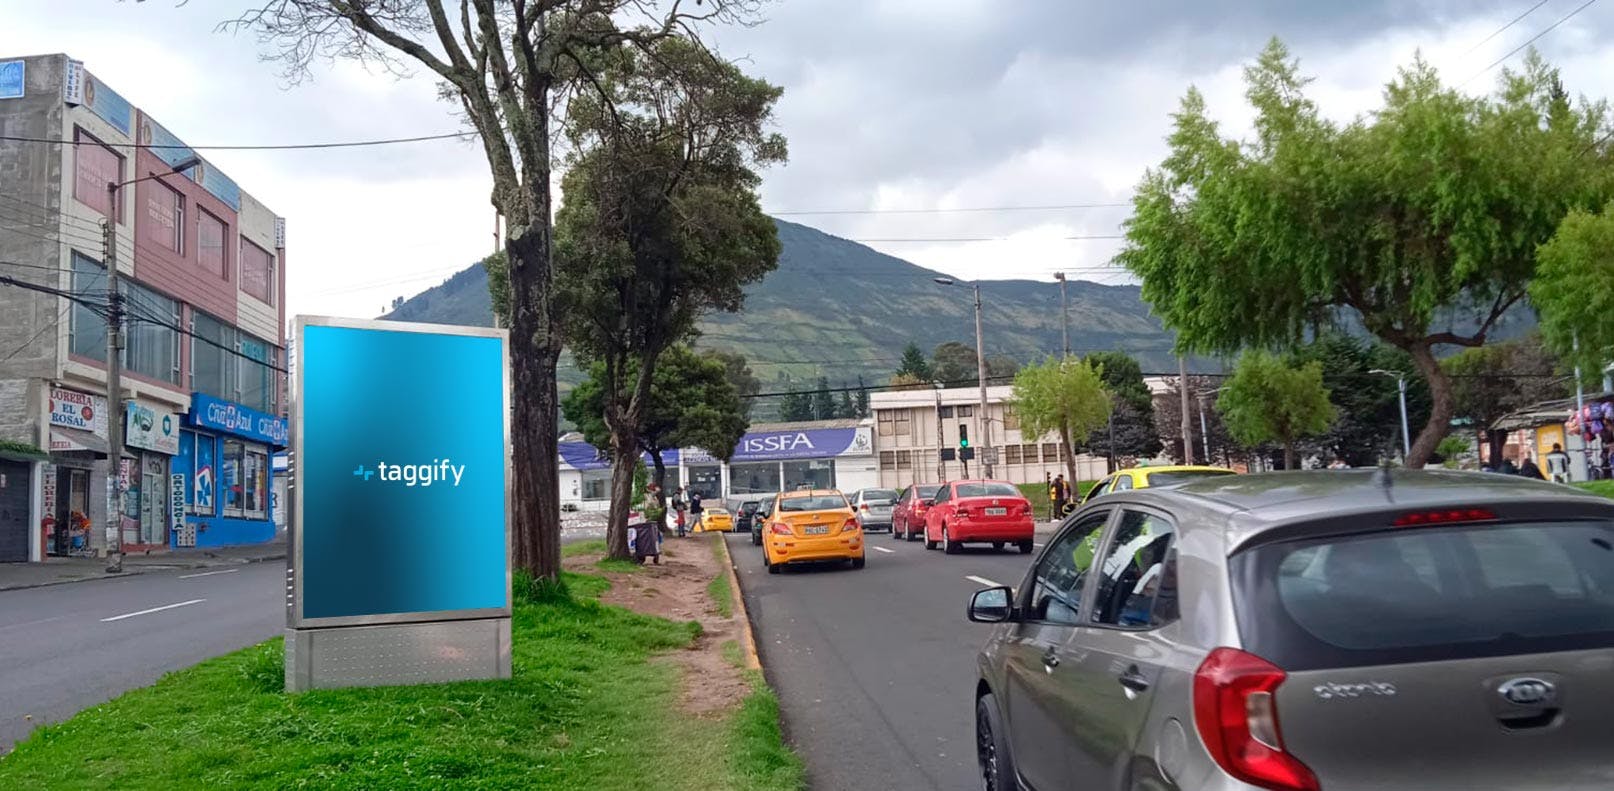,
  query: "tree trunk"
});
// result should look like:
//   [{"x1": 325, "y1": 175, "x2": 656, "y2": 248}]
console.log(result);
[
  {"x1": 1059, "y1": 420, "x2": 1079, "y2": 489},
  {"x1": 605, "y1": 448, "x2": 637, "y2": 560},
  {"x1": 1403, "y1": 343, "x2": 1453, "y2": 469},
  {"x1": 505, "y1": 227, "x2": 562, "y2": 582},
  {"x1": 1485, "y1": 430, "x2": 1507, "y2": 468},
  {"x1": 1283, "y1": 440, "x2": 1296, "y2": 472}
]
